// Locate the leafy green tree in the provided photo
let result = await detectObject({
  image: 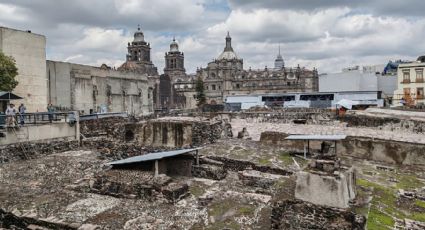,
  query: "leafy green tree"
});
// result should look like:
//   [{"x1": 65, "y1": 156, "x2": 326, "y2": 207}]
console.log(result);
[
  {"x1": 195, "y1": 76, "x2": 206, "y2": 107},
  {"x1": 0, "y1": 51, "x2": 18, "y2": 92}
]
